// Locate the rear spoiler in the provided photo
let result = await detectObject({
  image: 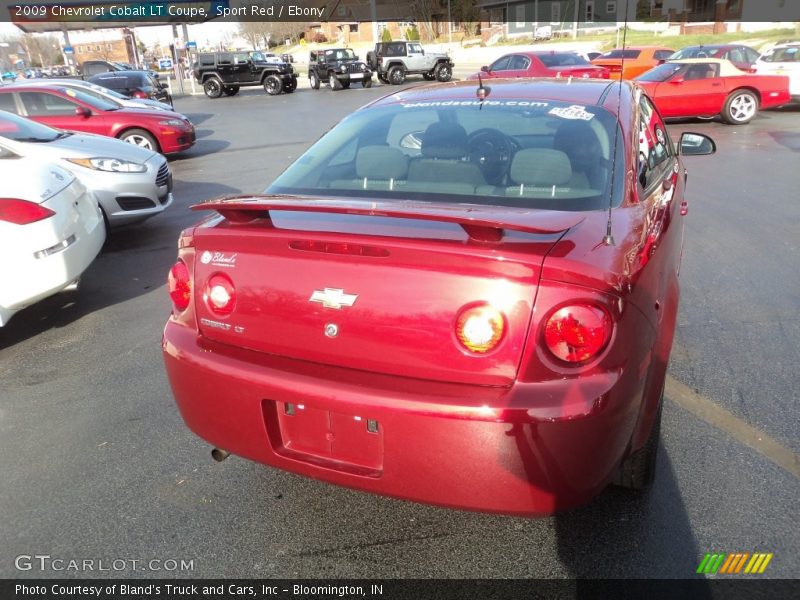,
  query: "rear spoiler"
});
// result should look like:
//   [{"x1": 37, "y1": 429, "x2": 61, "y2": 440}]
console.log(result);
[{"x1": 191, "y1": 195, "x2": 584, "y2": 243}]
